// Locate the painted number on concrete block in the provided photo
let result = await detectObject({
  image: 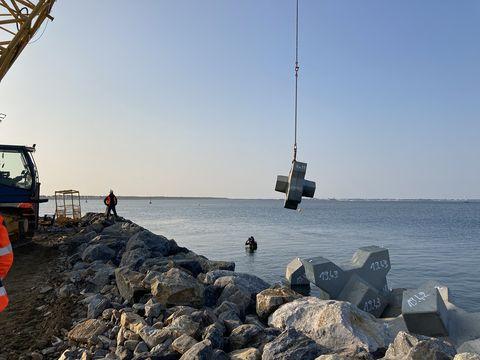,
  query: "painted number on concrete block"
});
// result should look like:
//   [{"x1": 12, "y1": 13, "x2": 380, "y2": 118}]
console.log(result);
[
  {"x1": 319, "y1": 270, "x2": 339, "y2": 281},
  {"x1": 407, "y1": 291, "x2": 430, "y2": 308},
  {"x1": 363, "y1": 297, "x2": 382, "y2": 312},
  {"x1": 370, "y1": 260, "x2": 389, "y2": 271}
]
